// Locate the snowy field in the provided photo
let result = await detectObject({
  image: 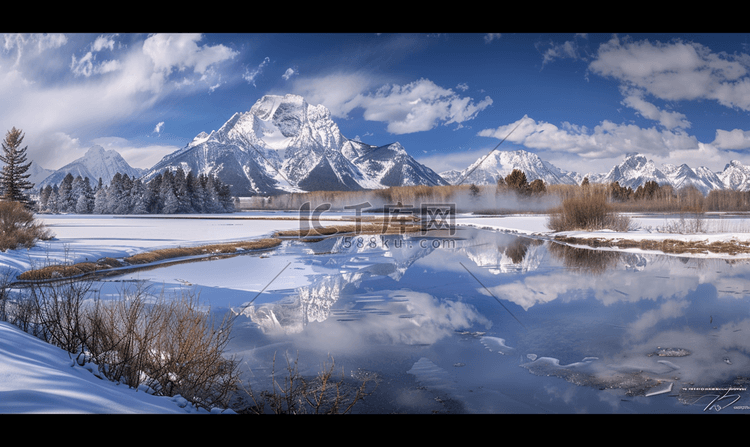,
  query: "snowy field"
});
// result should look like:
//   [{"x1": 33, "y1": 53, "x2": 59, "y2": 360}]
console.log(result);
[{"x1": 3, "y1": 210, "x2": 750, "y2": 414}]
